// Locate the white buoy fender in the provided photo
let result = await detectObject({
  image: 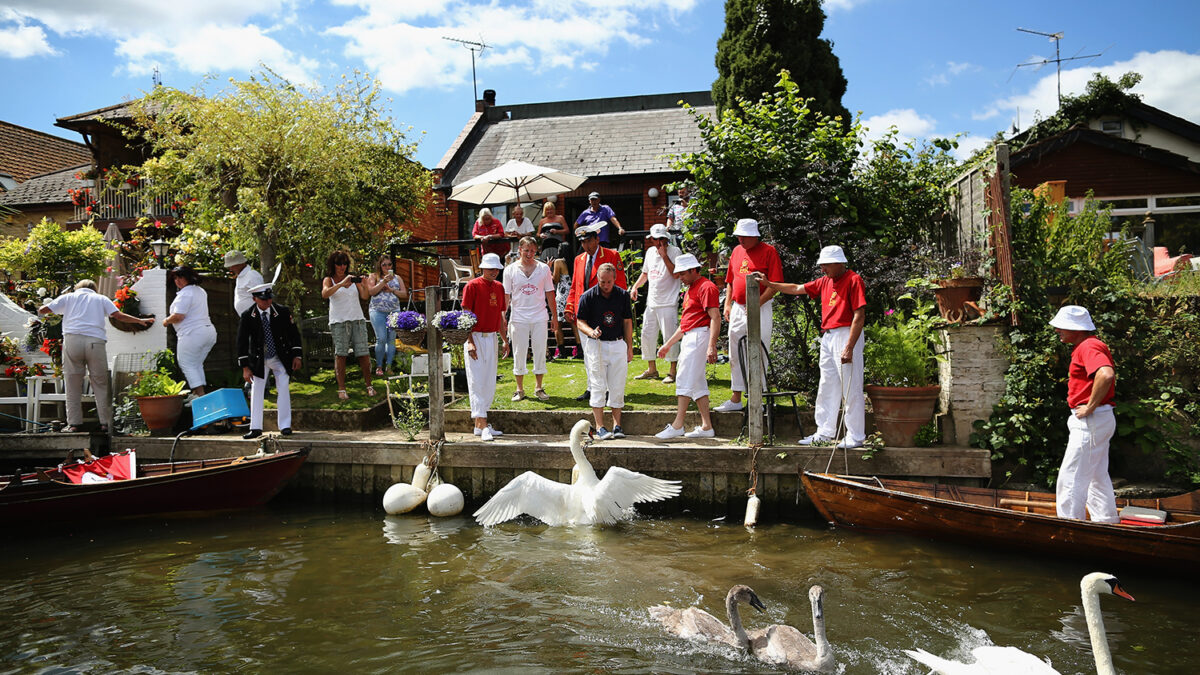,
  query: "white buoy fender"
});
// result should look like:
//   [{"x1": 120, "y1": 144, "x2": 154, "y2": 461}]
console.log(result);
[
  {"x1": 412, "y1": 460, "x2": 433, "y2": 492},
  {"x1": 744, "y1": 494, "x2": 761, "y2": 528},
  {"x1": 427, "y1": 483, "x2": 465, "y2": 517},
  {"x1": 383, "y1": 482, "x2": 427, "y2": 514}
]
